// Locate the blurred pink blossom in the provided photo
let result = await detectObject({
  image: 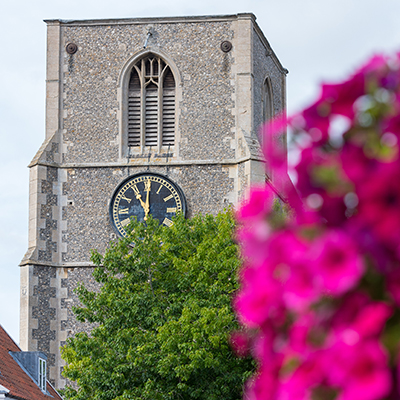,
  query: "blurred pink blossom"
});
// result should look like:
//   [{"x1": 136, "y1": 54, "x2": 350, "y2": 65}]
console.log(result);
[
  {"x1": 234, "y1": 53, "x2": 400, "y2": 400},
  {"x1": 327, "y1": 340, "x2": 391, "y2": 400},
  {"x1": 312, "y1": 230, "x2": 364, "y2": 295}
]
